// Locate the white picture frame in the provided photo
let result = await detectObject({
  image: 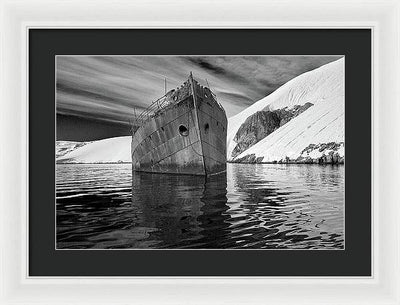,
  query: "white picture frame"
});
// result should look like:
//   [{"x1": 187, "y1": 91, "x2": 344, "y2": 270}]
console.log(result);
[{"x1": 1, "y1": 0, "x2": 399, "y2": 304}]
